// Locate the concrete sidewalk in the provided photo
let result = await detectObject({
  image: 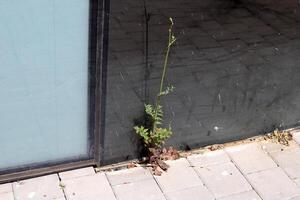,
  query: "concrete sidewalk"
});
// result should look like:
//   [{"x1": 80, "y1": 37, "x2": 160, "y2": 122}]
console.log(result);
[{"x1": 1, "y1": 131, "x2": 300, "y2": 200}]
